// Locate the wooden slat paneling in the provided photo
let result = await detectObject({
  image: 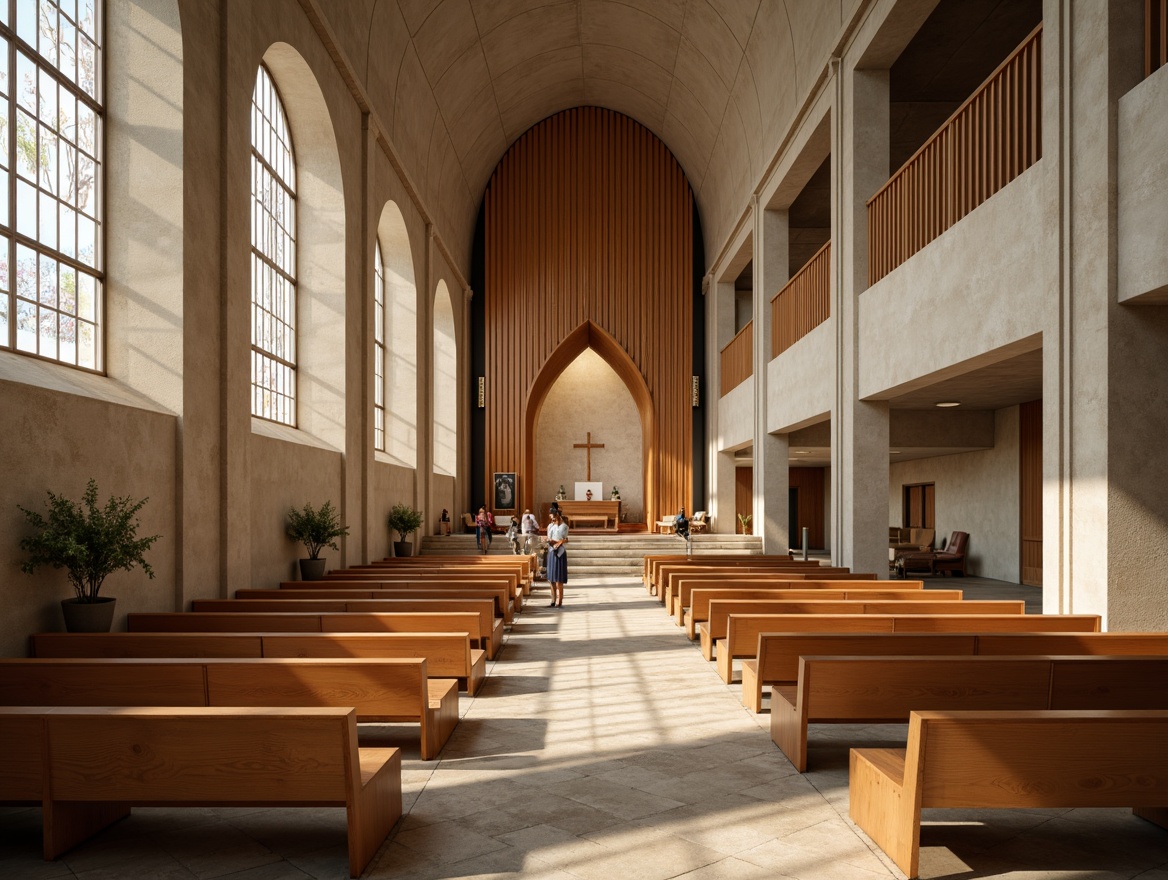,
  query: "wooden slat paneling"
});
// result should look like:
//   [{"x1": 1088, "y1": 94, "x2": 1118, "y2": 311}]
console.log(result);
[
  {"x1": 484, "y1": 108, "x2": 694, "y2": 525},
  {"x1": 868, "y1": 25, "x2": 1043, "y2": 284},
  {"x1": 771, "y1": 241, "x2": 831, "y2": 358},
  {"x1": 1149, "y1": 0, "x2": 1167, "y2": 77},
  {"x1": 720, "y1": 321, "x2": 753, "y2": 396},
  {"x1": 1020, "y1": 399, "x2": 1043, "y2": 586}
]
